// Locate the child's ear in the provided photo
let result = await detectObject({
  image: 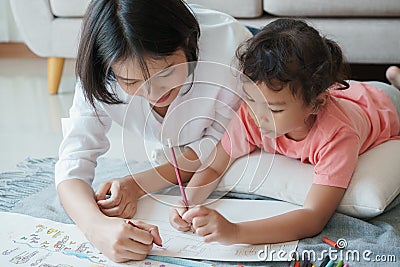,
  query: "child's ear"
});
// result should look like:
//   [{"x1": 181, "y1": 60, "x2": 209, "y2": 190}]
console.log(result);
[
  {"x1": 318, "y1": 92, "x2": 329, "y2": 106},
  {"x1": 312, "y1": 92, "x2": 329, "y2": 114}
]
